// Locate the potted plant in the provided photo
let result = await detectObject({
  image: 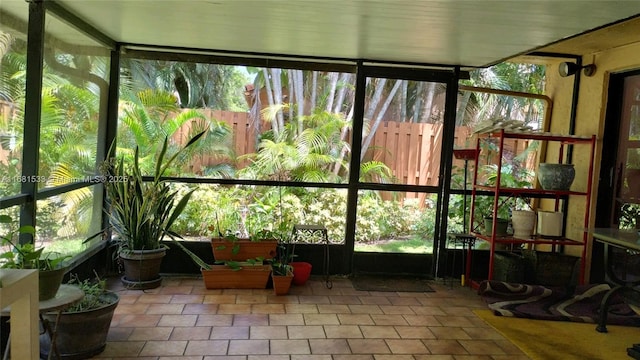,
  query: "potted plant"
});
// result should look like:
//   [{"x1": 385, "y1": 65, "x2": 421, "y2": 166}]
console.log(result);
[
  {"x1": 269, "y1": 240, "x2": 295, "y2": 295},
  {"x1": 210, "y1": 231, "x2": 278, "y2": 262},
  {"x1": 96, "y1": 131, "x2": 205, "y2": 289},
  {"x1": 39, "y1": 274, "x2": 119, "y2": 359},
  {"x1": 171, "y1": 236, "x2": 272, "y2": 290},
  {"x1": 0, "y1": 215, "x2": 69, "y2": 300}
]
